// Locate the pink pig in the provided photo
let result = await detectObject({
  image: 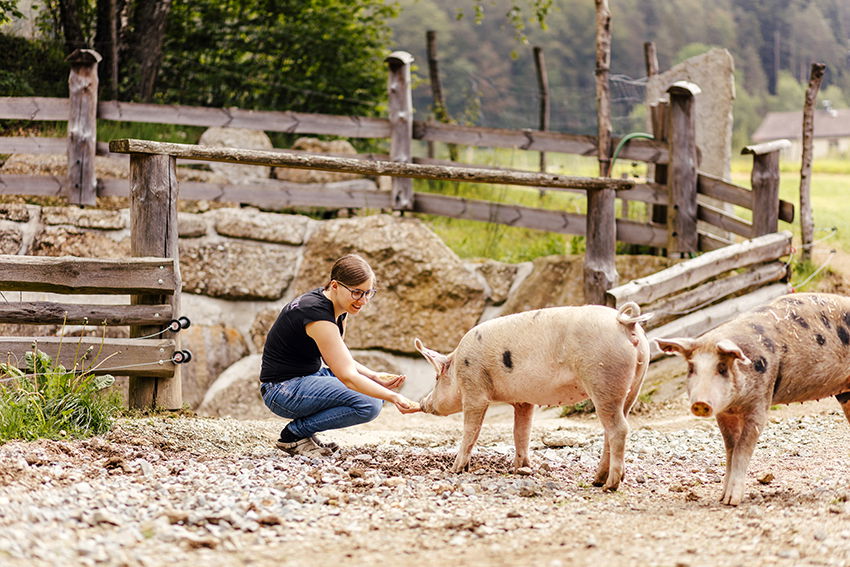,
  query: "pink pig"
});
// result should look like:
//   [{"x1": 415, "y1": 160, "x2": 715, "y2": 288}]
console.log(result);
[
  {"x1": 414, "y1": 302, "x2": 651, "y2": 491},
  {"x1": 656, "y1": 292, "x2": 850, "y2": 505}
]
